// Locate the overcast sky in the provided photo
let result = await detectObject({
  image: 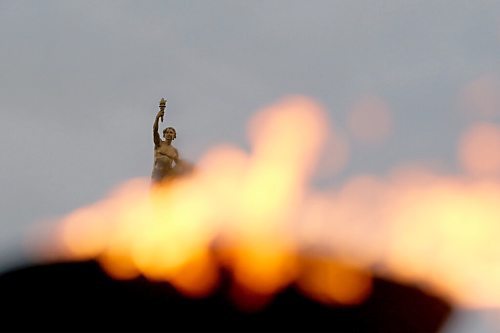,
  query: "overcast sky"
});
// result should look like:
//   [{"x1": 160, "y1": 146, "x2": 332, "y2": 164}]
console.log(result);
[{"x1": 1, "y1": 1, "x2": 500, "y2": 330}]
